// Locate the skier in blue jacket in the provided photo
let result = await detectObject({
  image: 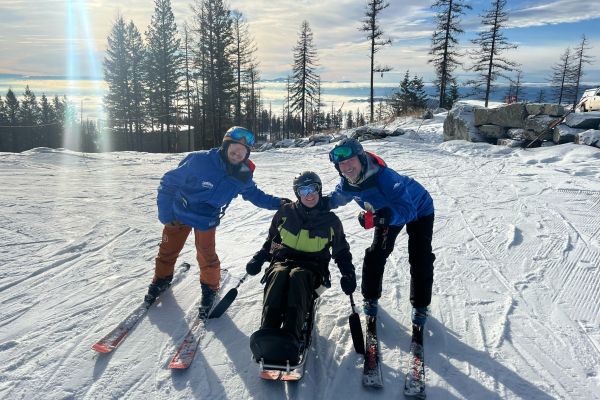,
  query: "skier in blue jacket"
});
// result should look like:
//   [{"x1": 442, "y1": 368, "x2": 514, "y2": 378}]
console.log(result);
[
  {"x1": 145, "y1": 126, "x2": 290, "y2": 318},
  {"x1": 328, "y1": 138, "x2": 435, "y2": 339}
]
